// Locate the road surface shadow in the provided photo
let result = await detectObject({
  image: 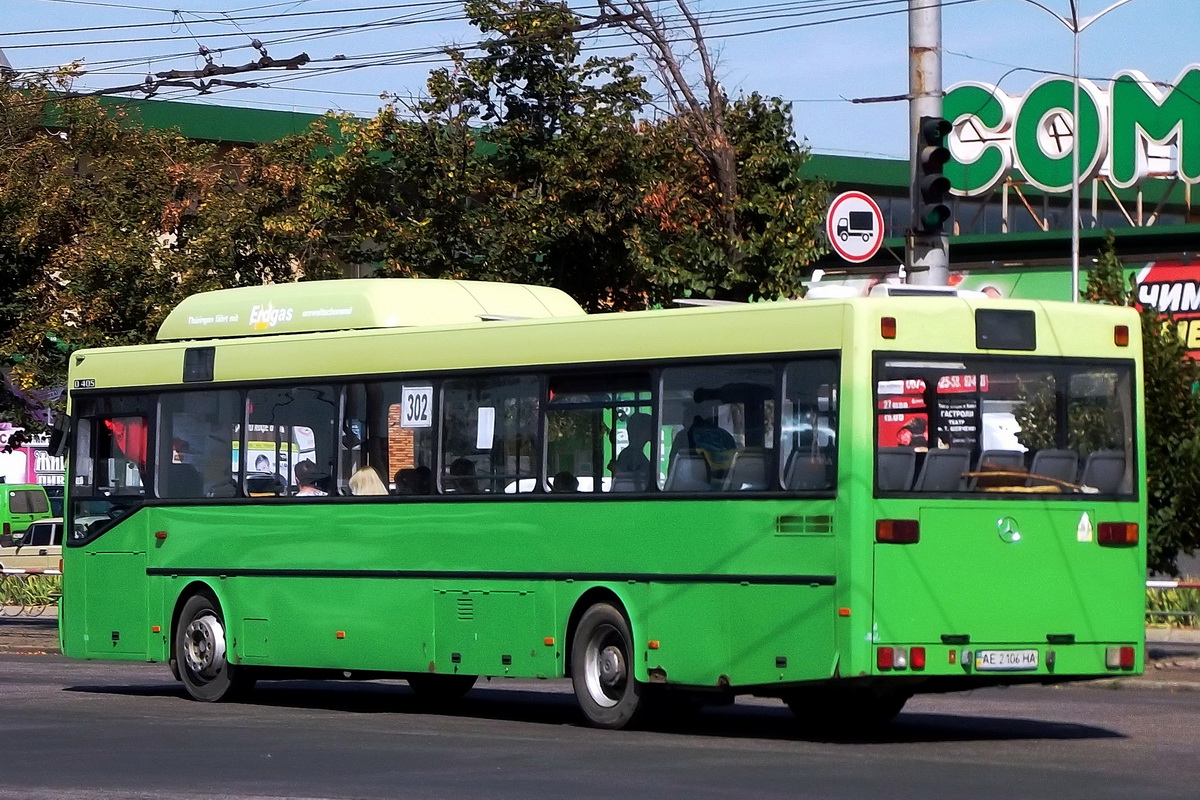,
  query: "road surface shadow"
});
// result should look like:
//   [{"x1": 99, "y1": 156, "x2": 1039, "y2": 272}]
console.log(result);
[{"x1": 66, "y1": 679, "x2": 1124, "y2": 744}]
